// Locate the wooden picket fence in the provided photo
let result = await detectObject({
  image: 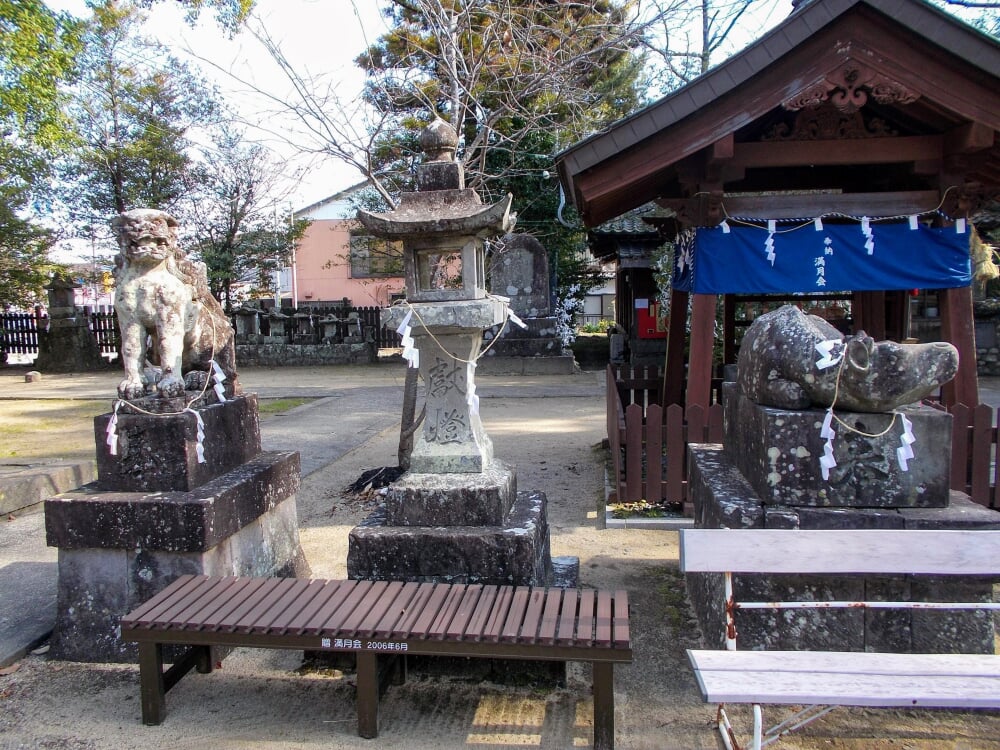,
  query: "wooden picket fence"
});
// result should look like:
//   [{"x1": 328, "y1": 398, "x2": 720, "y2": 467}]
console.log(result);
[
  {"x1": 606, "y1": 365, "x2": 724, "y2": 515},
  {"x1": 1, "y1": 309, "x2": 120, "y2": 358},
  {"x1": 607, "y1": 365, "x2": 1000, "y2": 516}
]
